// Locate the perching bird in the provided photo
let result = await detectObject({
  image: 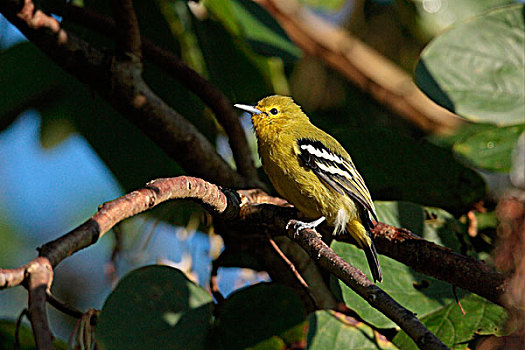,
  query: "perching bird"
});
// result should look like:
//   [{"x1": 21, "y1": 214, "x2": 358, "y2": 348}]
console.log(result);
[{"x1": 235, "y1": 95, "x2": 382, "y2": 282}]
